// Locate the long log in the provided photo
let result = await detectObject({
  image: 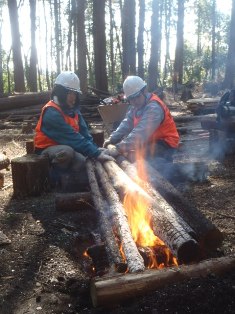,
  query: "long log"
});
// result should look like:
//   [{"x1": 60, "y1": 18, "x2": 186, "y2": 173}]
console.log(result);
[
  {"x1": 55, "y1": 192, "x2": 93, "y2": 211},
  {"x1": 0, "y1": 153, "x2": 10, "y2": 170},
  {"x1": 0, "y1": 91, "x2": 51, "y2": 111},
  {"x1": 141, "y1": 161, "x2": 223, "y2": 249},
  {"x1": 85, "y1": 159, "x2": 127, "y2": 273},
  {"x1": 116, "y1": 156, "x2": 196, "y2": 238},
  {"x1": 94, "y1": 161, "x2": 145, "y2": 273},
  {"x1": 102, "y1": 161, "x2": 200, "y2": 263},
  {"x1": 90, "y1": 255, "x2": 235, "y2": 307}
]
